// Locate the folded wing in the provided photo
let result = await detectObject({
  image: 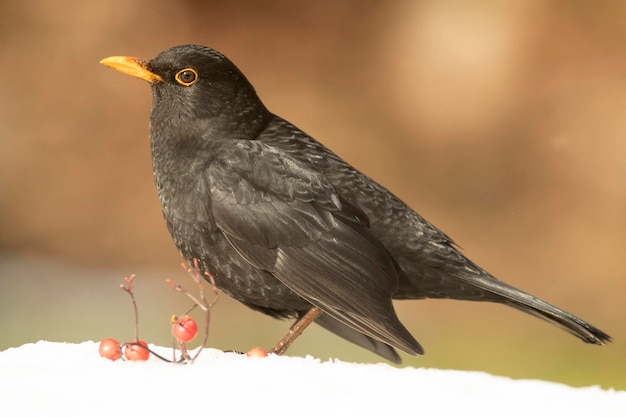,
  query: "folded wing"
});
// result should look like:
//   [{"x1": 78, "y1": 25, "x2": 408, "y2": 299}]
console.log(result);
[{"x1": 207, "y1": 140, "x2": 423, "y2": 356}]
